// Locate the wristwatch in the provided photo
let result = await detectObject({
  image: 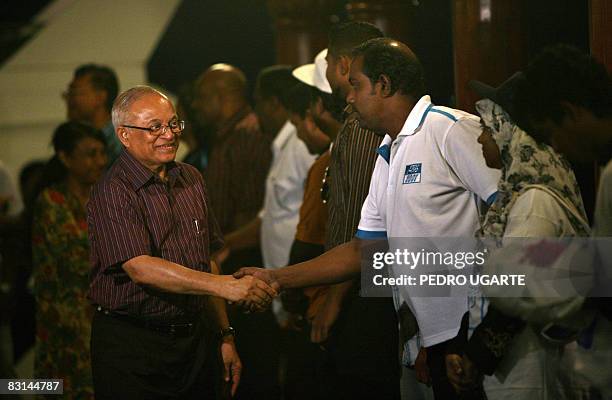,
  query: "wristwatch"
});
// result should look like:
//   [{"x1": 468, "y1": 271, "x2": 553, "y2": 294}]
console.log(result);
[{"x1": 219, "y1": 326, "x2": 236, "y2": 339}]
